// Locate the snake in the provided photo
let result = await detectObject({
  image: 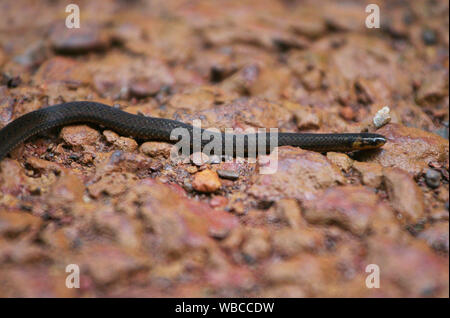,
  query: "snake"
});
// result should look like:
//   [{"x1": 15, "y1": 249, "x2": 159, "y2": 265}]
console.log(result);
[{"x1": 0, "y1": 101, "x2": 386, "y2": 161}]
